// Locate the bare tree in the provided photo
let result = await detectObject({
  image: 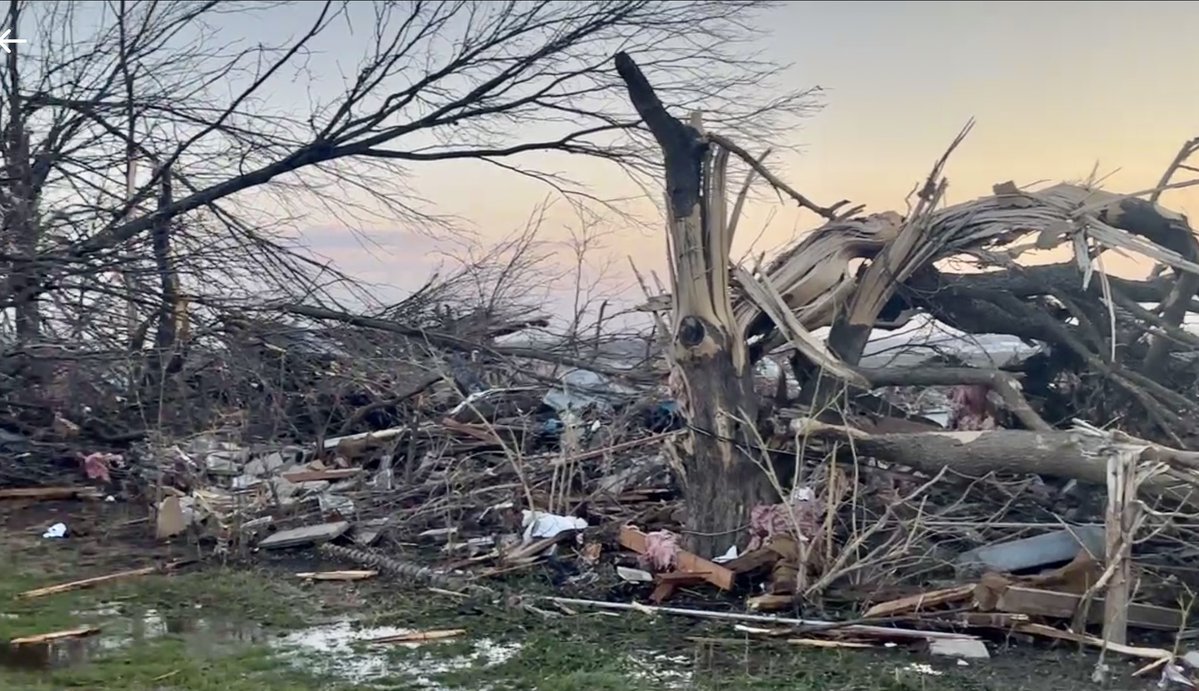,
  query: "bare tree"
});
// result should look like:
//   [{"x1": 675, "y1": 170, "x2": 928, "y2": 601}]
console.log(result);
[{"x1": 0, "y1": 0, "x2": 818, "y2": 432}]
